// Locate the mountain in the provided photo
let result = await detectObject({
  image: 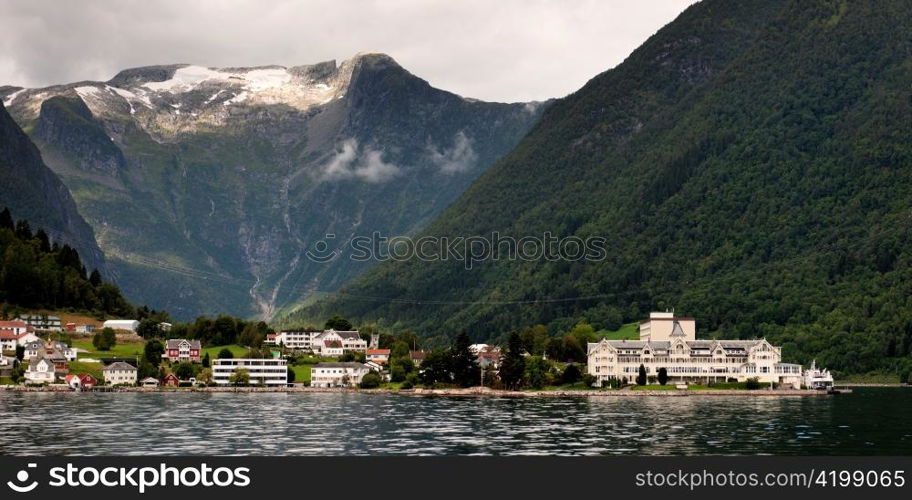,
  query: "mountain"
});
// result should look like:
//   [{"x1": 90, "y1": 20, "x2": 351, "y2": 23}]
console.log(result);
[
  {"x1": 293, "y1": 0, "x2": 912, "y2": 377},
  {"x1": 0, "y1": 101, "x2": 105, "y2": 273},
  {"x1": 1, "y1": 53, "x2": 546, "y2": 320}
]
